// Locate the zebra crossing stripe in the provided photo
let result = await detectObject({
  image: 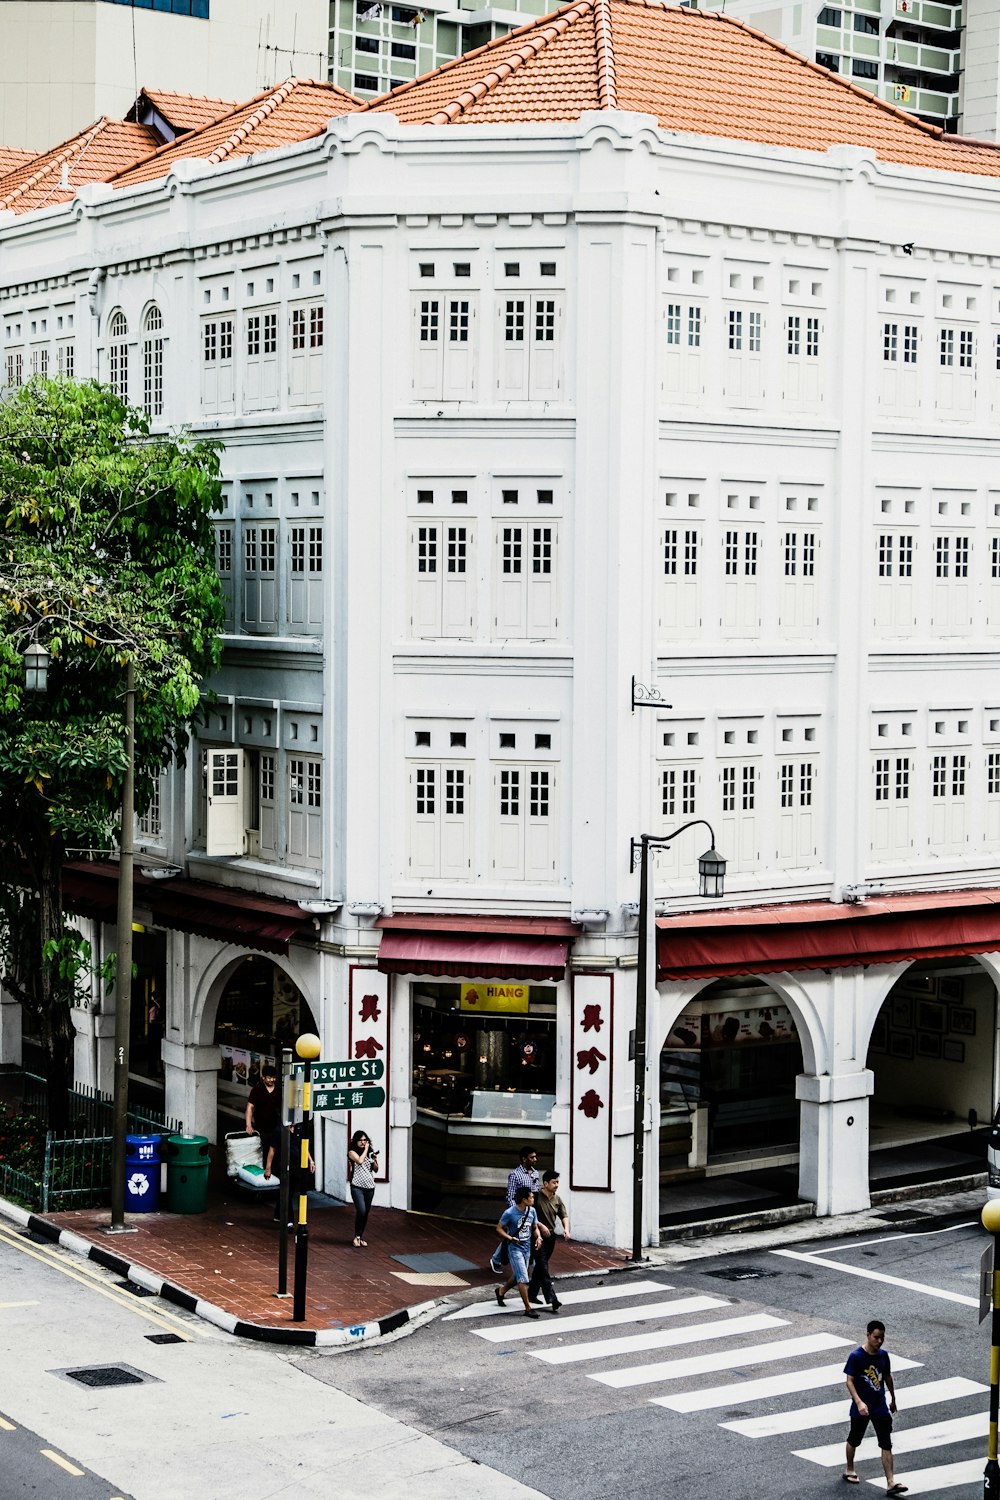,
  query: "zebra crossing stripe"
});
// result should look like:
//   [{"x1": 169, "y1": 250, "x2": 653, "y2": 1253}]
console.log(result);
[
  {"x1": 863, "y1": 1458, "x2": 984, "y2": 1493},
  {"x1": 653, "y1": 1356, "x2": 925, "y2": 1414},
  {"x1": 593, "y1": 1331, "x2": 854, "y2": 1389},
  {"x1": 721, "y1": 1377, "x2": 986, "y2": 1438},
  {"x1": 472, "y1": 1297, "x2": 713, "y2": 1344},
  {"x1": 793, "y1": 1410, "x2": 989, "y2": 1466},
  {"x1": 531, "y1": 1312, "x2": 787, "y2": 1366},
  {"x1": 443, "y1": 1279, "x2": 672, "y2": 1321}
]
